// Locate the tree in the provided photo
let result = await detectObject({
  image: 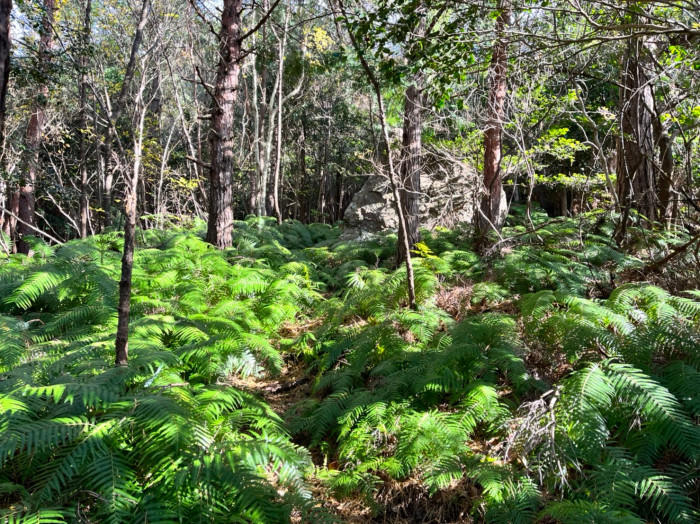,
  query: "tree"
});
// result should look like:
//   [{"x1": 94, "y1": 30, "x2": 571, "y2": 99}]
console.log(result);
[
  {"x1": 615, "y1": 32, "x2": 659, "y2": 238},
  {"x1": 205, "y1": 0, "x2": 243, "y2": 248},
  {"x1": 397, "y1": 83, "x2": 422, "y2": 263},
  {"x1": 337, "y1": 0, "x2": 417, "y2": 309},
  {"x1": 0, "y1": 0, "x2": 11, "y2": 247},
  {"x1": 115, "y1": 68, "x2": 150, "y2": 366},
  {"x1": 204, "y1": 0, "x2": 281, "y2": 247},
  {"x1": 77, "y1": 0, "x2": 92, "y2": 238},
  {"x1": 98, "y1": 0, "x2": 149, "y2": 230},
  {"x1": 478, "y1": 0, "x2": 511, "y2": 242},
  {"x1": 0, "y1": 0, "x2": 10, "y2": 145},
  {"x1": 17, "y1": 0, "x2": 56, "y2": 255}
]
